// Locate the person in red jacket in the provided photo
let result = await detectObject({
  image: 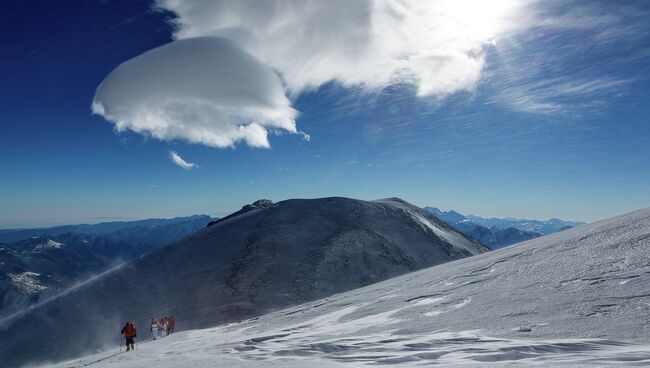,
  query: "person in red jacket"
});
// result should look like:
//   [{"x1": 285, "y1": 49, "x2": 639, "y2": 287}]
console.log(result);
[{"x1": 121, "y1": 321, "x2": 137, "y2": 351}]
